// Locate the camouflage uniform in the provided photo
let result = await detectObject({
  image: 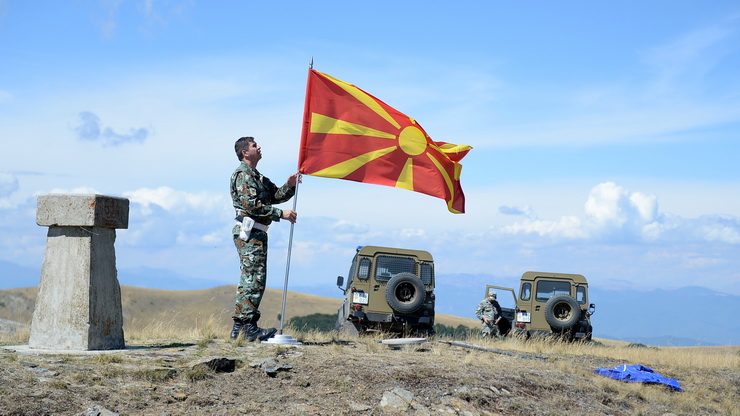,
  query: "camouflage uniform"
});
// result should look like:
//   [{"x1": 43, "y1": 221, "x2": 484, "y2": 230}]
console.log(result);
[
  {"x1": 230, "y1": 161, "x2": 295, "y2": 322},
  {"x1": 475, "y1": 298, "x2": 502, "y2": 337}
]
